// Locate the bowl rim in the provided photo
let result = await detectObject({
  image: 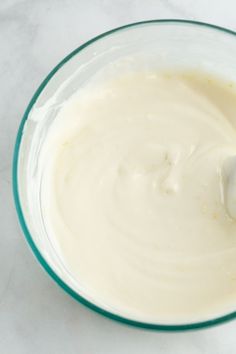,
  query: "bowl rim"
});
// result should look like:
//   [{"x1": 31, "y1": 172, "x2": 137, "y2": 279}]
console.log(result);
[{"x1": 12, "y1": 19, "x2": 236, "y2": 331}]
